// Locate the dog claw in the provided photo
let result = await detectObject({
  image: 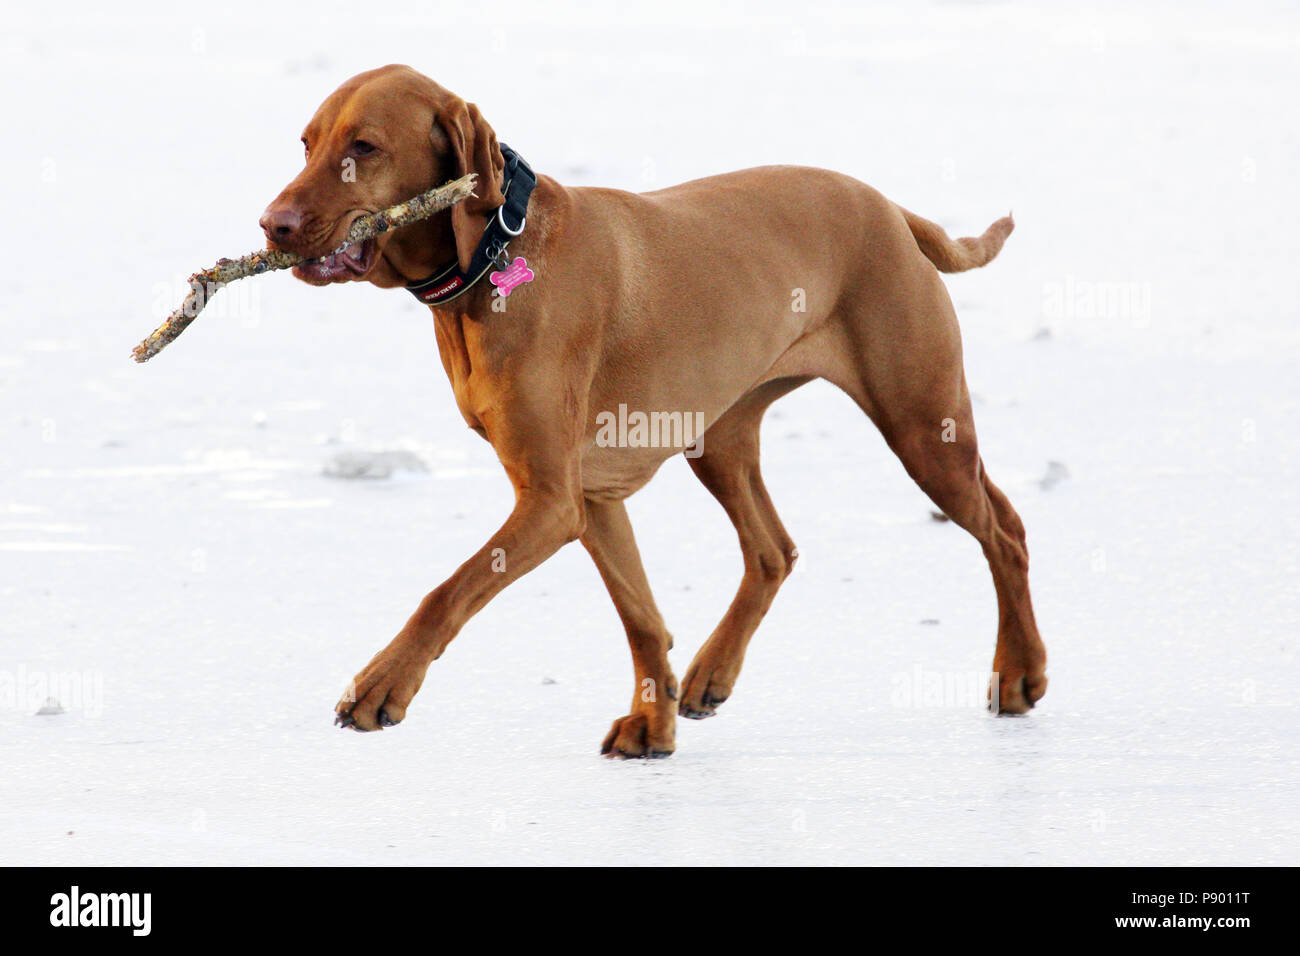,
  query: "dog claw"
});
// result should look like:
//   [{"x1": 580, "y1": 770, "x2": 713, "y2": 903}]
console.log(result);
[
  {"x1": 679, "y1": 706, "x2": 716, "y2": 720},
  {"x1": 379, "y1": 710, "x2": 395, "y2": 727},
  {"x1": 334, "y1": 714, "x2": 356, "y2": 730},
  {"x1": 603, "y1": 746, "x2": 674, "y2": 760}
]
